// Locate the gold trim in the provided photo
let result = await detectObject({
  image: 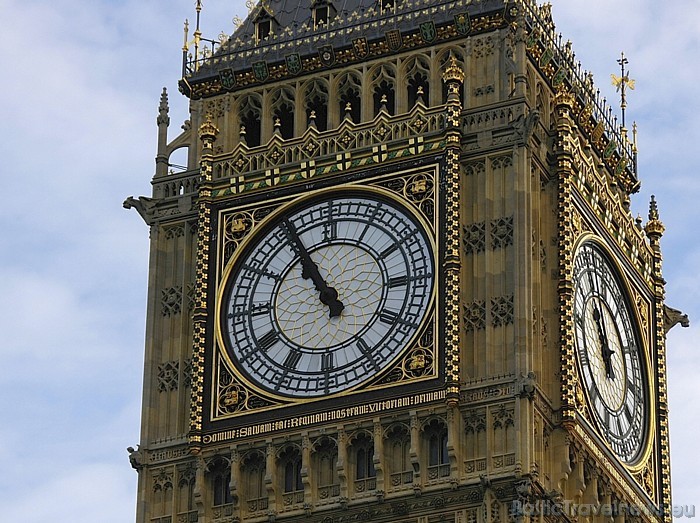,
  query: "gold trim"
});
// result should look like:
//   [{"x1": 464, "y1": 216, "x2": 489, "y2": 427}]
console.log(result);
[
  {"x1": 571, "y1": 233, "x2": 655, "y2": 471},
  {"x1": 212, "y1": 171, "x2": 440, "y2": 414}
]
